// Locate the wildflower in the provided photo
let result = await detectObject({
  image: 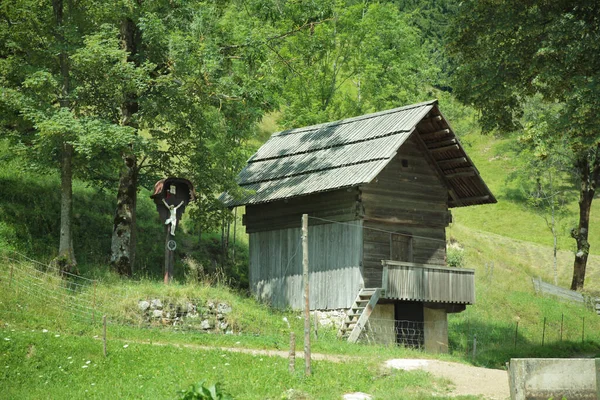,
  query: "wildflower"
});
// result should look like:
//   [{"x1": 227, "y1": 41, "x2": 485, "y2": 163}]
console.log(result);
[
  {"x1": 123, "y1": 344, "x2": 129, "y2": 348},
  {"x1": 85, "y1": 360, "x2": 91, "y2": 364},
  {"x1": 55, "y1": 335, "x2": 60, "y2": 338},
  {"x1": 3, "y1": 338, "x2": 9, "y2": 341},
  {"x1": 42, "y1": 329, "x2": 48, "y2": 333},
  {"x1": 82, "y1": 365, "x2": 88, "y2": 369}
]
